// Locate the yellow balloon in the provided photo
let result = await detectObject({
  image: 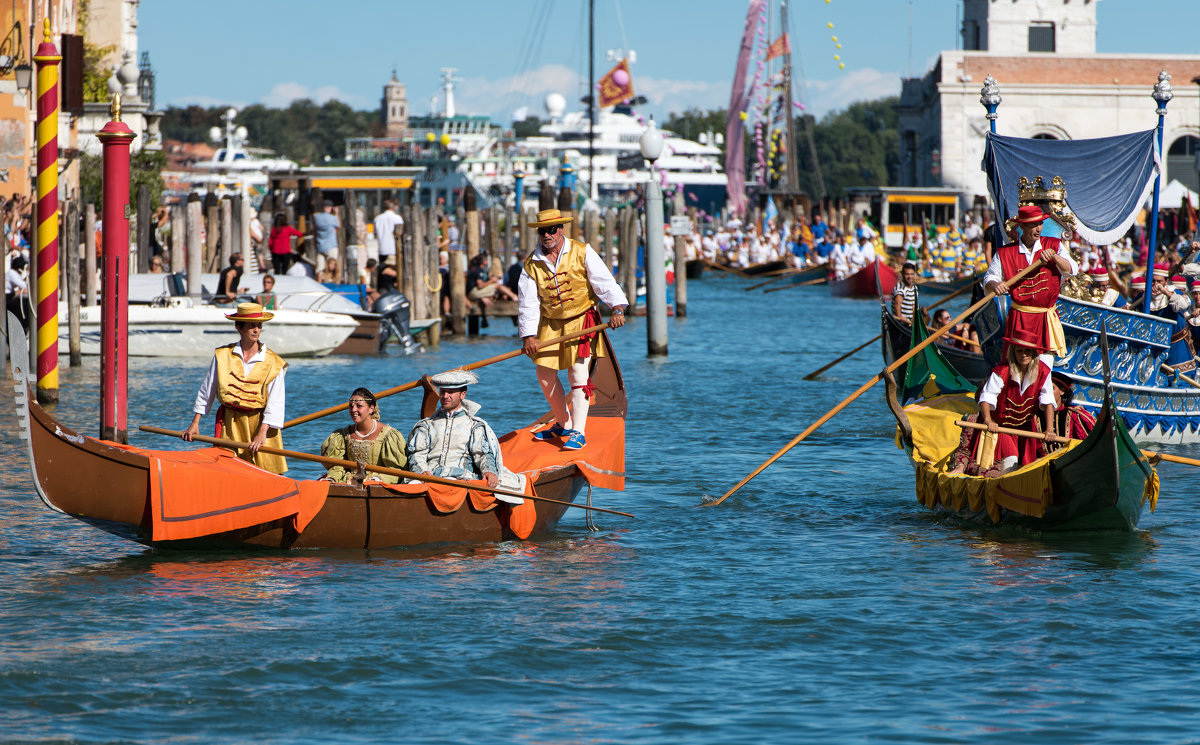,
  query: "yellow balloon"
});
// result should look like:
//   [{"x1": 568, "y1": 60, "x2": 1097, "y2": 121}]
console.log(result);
[
  {"x1": 827, "y1": 22, "x2": 834, "y2": 28},
  {"x1": 832, "y1": 35, "x2": 838, "y2": 42},
  {"x1": 440, "y1": 133, "x2": 451, "y2": 146},
  {"x1": 739, "y1": 111, "x2": 748, "y2": 121},
  {"x1": 834, "y1": 55, "x2": 840, "y2": 61},
  {"x1": 836, "y1": 43, "x2": 842, "y2": 49},
  {"x1": 839, "y1": 63, "x2": 845, "y2": 69},
  {"x1": 425, "y1": 131, "x2": 435, "y2": 142}
]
